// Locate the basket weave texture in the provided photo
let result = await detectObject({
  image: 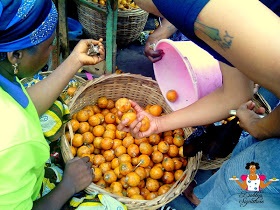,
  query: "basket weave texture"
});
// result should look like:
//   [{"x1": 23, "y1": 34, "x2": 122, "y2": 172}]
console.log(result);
[
  {"x1": 198, "y1": 92, "x2": 272, "y2": 170},
  {"x1": 76, "y1": 0, "x2": 149, "y2": 45},
  {"x1": 61, "y1": 73, "x2": 202, "y2": 209}
]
